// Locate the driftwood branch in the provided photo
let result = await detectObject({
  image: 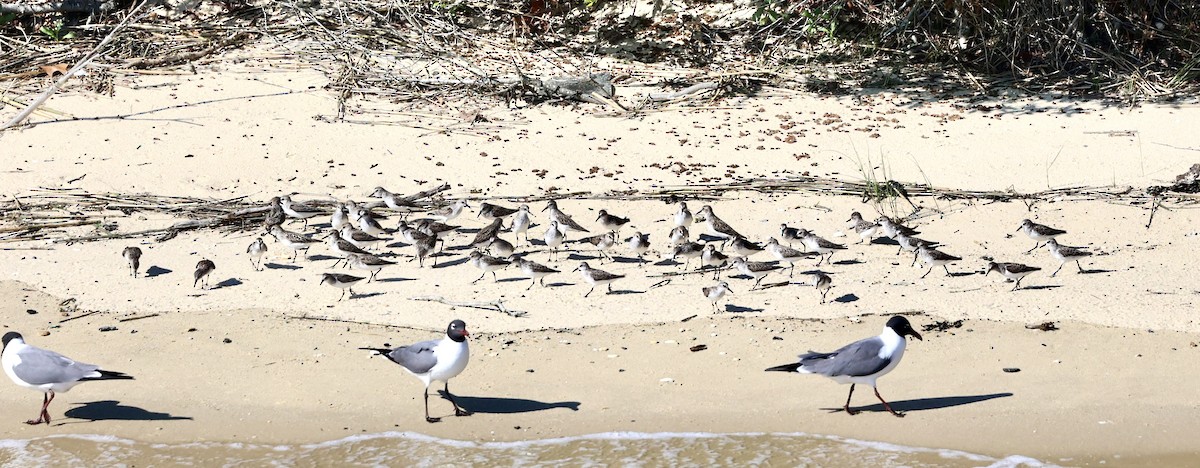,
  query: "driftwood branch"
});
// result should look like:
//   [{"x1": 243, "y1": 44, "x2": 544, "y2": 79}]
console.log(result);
[
  {"x1": 0, "y1": 0, "x2": 112, "y2": 14},
  {"x1": 409, "y1": 295, "x2": 528, "y2": 318},
  {"x1": 648, "y1": 82, "x2": 719, "y2": 101}
]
